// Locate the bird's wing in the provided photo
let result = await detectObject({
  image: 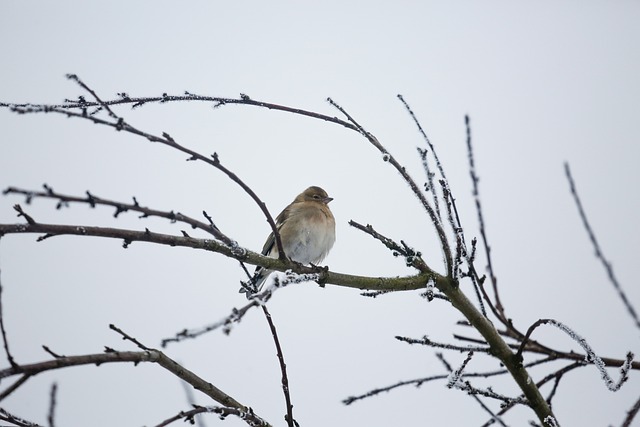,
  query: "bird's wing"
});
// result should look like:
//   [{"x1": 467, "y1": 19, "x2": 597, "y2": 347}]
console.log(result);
[{"x1": 260, "y1": 206, "x2": 290, "y2": 256}]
